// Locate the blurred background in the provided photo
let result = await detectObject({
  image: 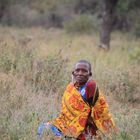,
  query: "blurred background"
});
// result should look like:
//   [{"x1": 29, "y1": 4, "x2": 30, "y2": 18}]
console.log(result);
[{"x1": 0, "y1": 0, "x2": 140, "y2": 140}]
